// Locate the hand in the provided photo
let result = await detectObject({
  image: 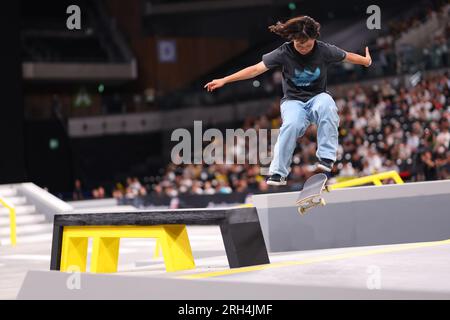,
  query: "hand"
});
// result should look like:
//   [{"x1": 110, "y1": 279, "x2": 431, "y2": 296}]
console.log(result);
[
  {"x1": 204, "y1": 78, "x2": 226, "y2": 92},
  {"x1": 364, "y1": 46, "x2": 372, "y2": 67}
]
